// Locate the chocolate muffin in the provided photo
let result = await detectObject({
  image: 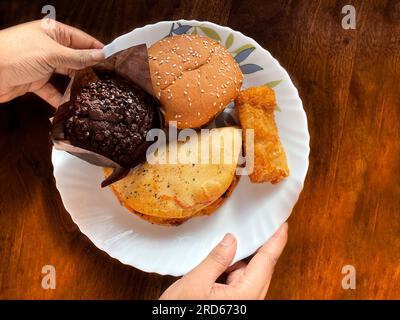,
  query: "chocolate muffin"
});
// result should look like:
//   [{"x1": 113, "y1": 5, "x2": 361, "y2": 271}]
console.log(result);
[{"x1": 64, "y1": 74, "x2": 158, "y2": 167}]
